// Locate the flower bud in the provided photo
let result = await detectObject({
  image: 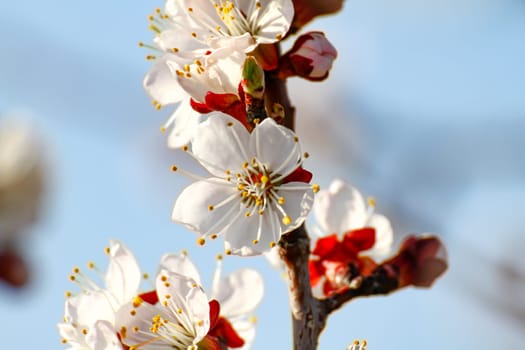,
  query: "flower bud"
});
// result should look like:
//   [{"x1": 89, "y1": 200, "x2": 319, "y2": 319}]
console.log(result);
[
  {"x1": 242, "y1": 57, "x2": 265, "y2": 99},
  {"x1": 280, "y1": 32, "x2": 337, "y2": 81}
]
